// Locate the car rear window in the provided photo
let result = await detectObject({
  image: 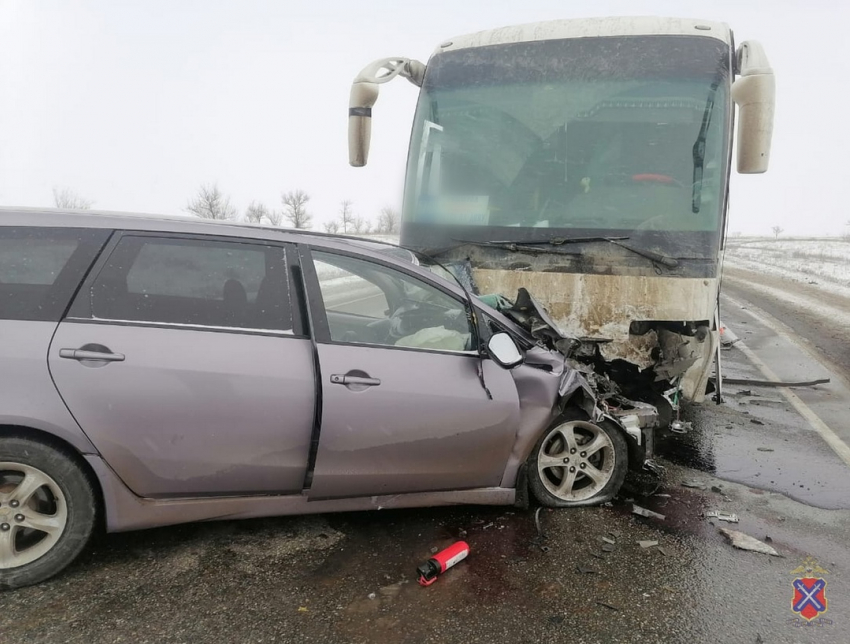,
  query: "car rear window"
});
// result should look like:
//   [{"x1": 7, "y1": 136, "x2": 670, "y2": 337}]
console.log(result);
[
  {"x1": 88, "y1": 235, "x2": 292, "y2": 332},
  {"x1": 0, "y1": 227, "x2": 109, "y2": 321}
]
